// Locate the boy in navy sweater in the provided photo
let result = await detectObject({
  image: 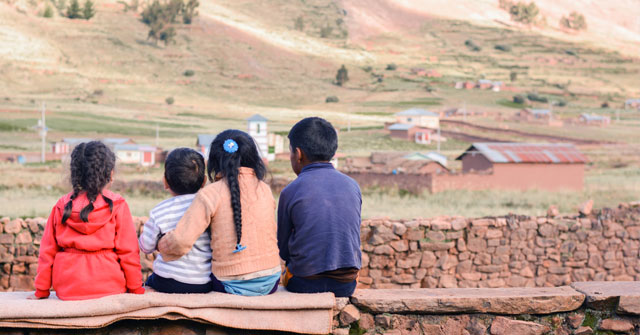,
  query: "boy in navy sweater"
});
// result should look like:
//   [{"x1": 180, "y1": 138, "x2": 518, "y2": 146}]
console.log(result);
[{"x1": 277, "y1": 117, "x2": 362, "y2": 297}]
